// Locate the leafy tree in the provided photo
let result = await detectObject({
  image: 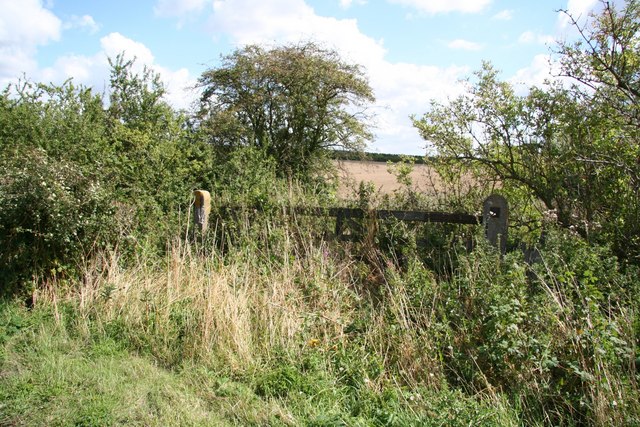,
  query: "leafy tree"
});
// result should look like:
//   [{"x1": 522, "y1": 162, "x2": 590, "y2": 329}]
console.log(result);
[
  {"x1": 556, "y1": 0, "x2": 640, "y2": 255},
  {"x1": 558, "y1": 0, "x2": 640, "y2": 129},
  {"x1": 413, "y1": 1, "x2": 640, "y2": 259},
  {"x1": 414, "y1": 65, "x2": 608, "y2": 230},
  {"x1": 196, "y1": 42, "x2": 375, "y2": 178},
  {"x1": 108, "y1": 54, "x2": 168, "y2": 132}
]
